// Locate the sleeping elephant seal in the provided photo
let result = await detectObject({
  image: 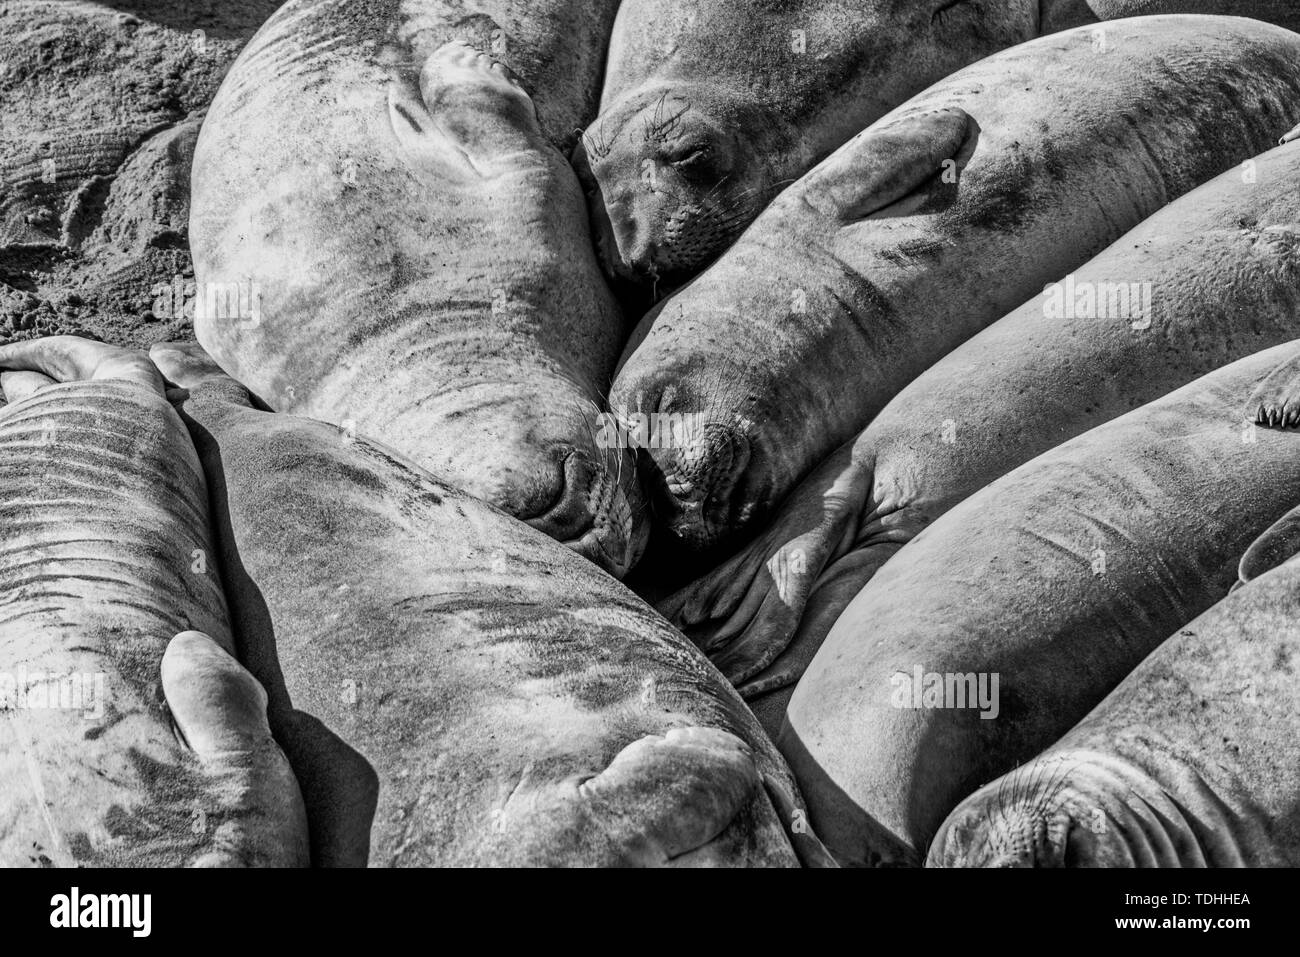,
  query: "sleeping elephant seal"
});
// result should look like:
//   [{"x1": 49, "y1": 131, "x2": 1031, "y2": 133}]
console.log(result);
[
  {"x1": 664, "y1": 138, "x2": 1300, "y2": 700},
  {"x1": 929, "y1": 493, "x2": 1300, "y2": 867},
  {"x1": 580, "y1": 2, "x2": 1300, "y2": 283},
  {"x1": 780, "y1": 341, "x2": 1300, "y2": 867},
  {"x1": 142, "y1": 338, "x2": 833, "y2": 868},
  {"x1": 190, "y1": 6, "x2": 644, "y2": 577},
  {"x1": 609, "y1": 16, "x2": 1300, "y2": 556},
  {"x1": 0, "y1": 338, "x2": 306, "y2": 867}
]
